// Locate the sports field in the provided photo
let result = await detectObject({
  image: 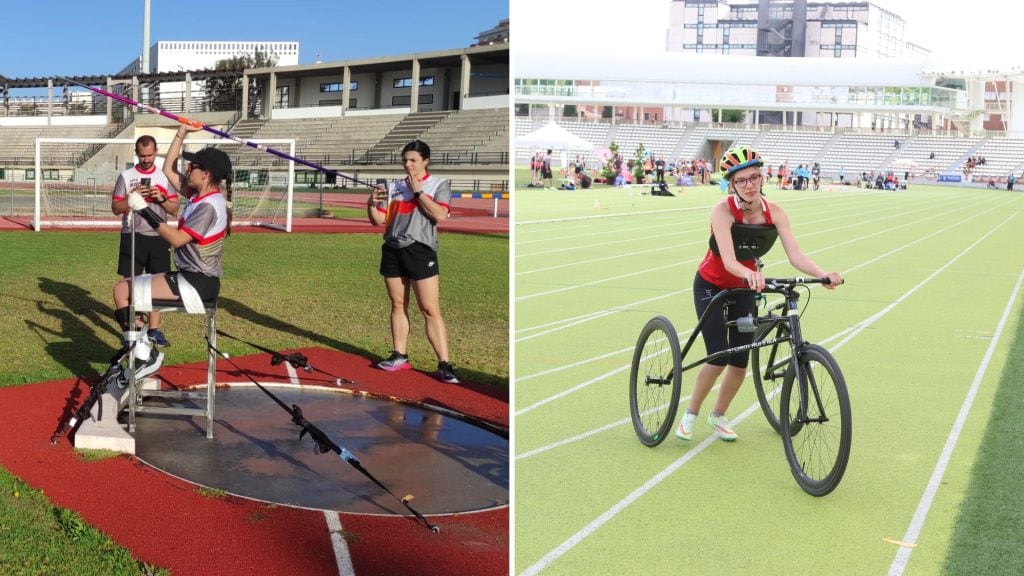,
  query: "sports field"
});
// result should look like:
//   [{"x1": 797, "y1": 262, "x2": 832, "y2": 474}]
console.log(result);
[{"x1": 514, "y1": 181, "x2": 1024, "y2": 575}]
